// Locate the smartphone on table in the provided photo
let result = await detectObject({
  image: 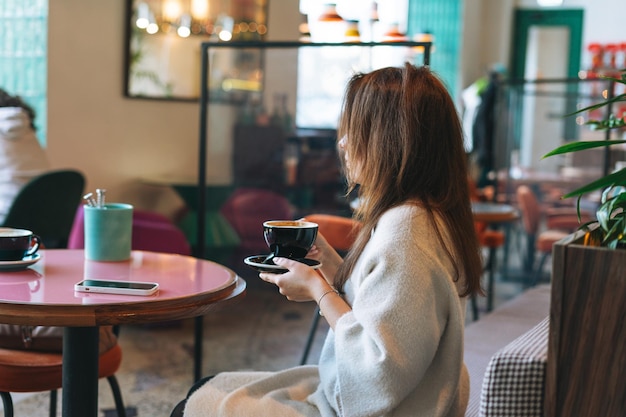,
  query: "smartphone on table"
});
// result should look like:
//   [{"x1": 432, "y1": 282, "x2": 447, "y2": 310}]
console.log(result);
[{"x1": 74, "y1": 279, "x2": 159, "y2": 296}]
